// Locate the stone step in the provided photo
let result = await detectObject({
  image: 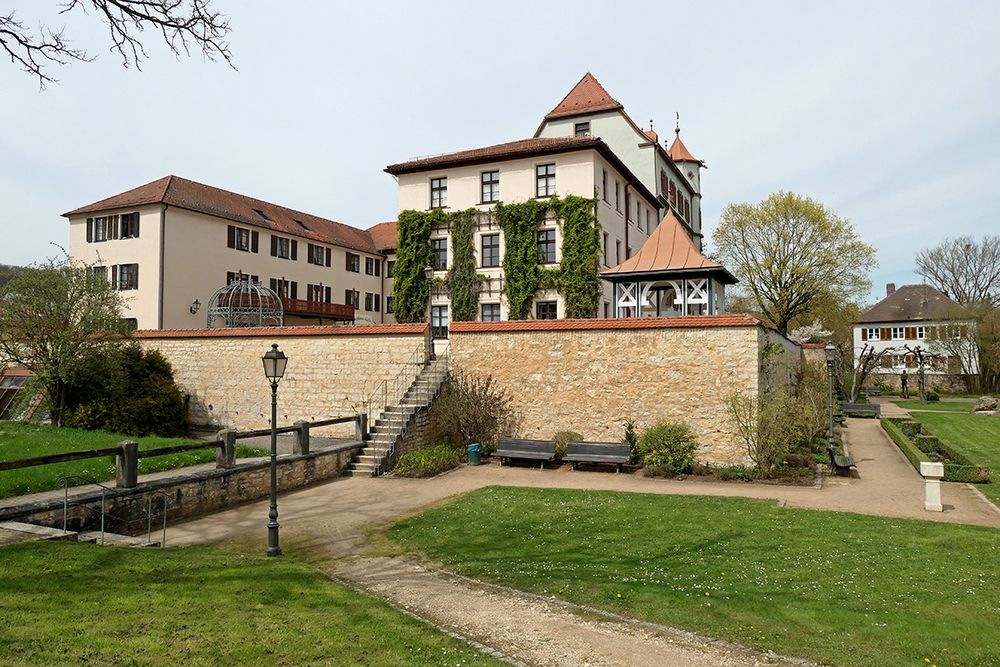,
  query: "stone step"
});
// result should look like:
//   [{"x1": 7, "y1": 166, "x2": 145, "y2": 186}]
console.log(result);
[
  {"x1": 0, "y1": 521, "x2": 77, "y2": 542},
  {"x1": 78, "y1": 531, "x2": 160, "y2": 548}
]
